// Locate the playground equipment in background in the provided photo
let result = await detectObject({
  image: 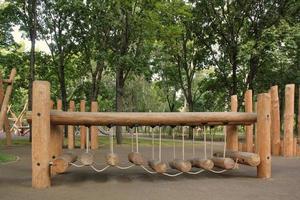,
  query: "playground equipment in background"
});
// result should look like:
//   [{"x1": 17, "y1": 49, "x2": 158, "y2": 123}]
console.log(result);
[
  {"x1": 27, "y1": 81, "x2": 271, "y2": 189},
  {"x1": 0, "y1": 68, "x2": 17, "y2": 146},
  {"x1": 7, "y1": 101, "x2": 30, "y2": 136}
]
